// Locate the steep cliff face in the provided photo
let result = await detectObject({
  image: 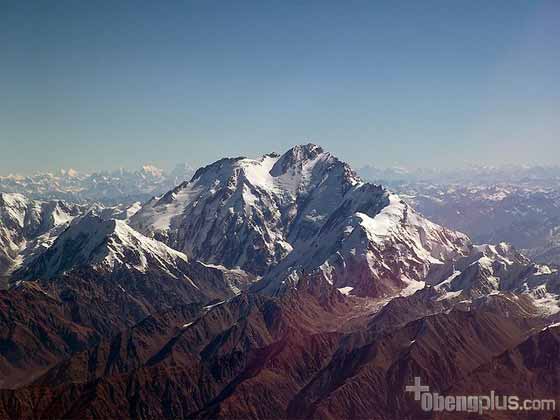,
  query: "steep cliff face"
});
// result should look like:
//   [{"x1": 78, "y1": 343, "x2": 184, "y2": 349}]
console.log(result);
[
  {"x1": 0, "y1": 193, "x2": 83, "y2": 281},
  {"x1": 16, "y1": 214, "x2": 254, "y2": 309},
  {"x1": 132, "y1": 145, "x2": 471, "y2": 298}
]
